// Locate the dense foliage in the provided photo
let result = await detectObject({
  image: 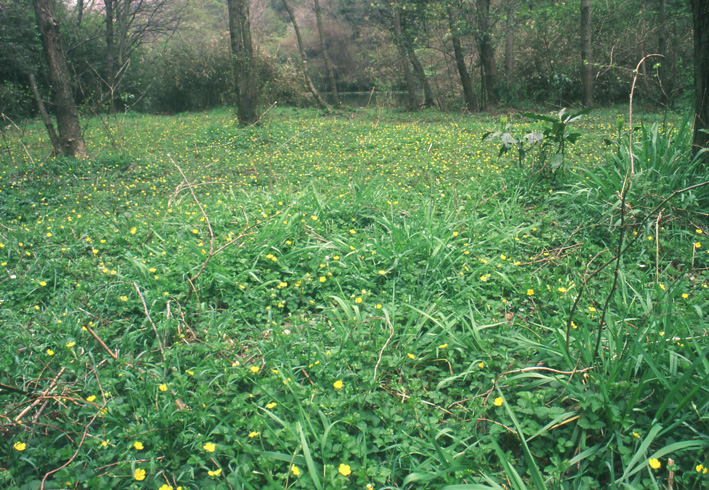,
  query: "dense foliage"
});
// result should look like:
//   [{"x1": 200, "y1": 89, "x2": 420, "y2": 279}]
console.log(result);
[
  {"x1": 0, "y1": 0, "x2": 695, "y2": 119},
  {"x1": 1, "y1": 107, "x2": 707, "y2": 489}
]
